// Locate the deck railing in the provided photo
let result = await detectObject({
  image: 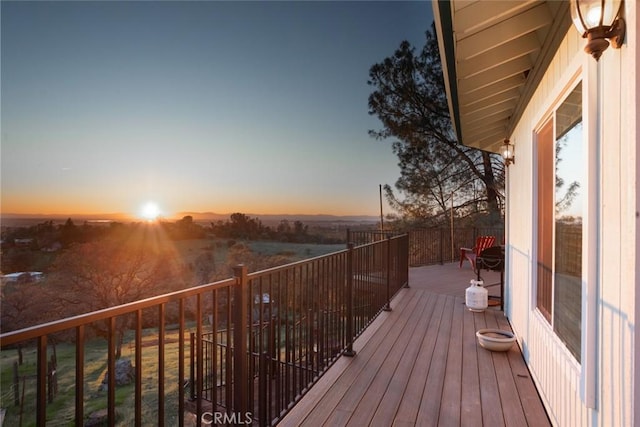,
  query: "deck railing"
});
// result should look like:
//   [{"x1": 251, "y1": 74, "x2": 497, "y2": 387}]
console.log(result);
[
  {"x1": 0, "y1": 234, "x2": 408, "y2": 426},
  {"x1": 350, "y1": 227, "x2": 504, "y2": 267}
]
